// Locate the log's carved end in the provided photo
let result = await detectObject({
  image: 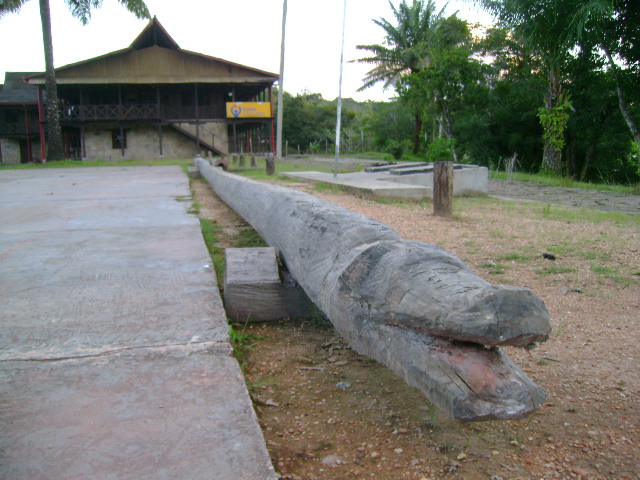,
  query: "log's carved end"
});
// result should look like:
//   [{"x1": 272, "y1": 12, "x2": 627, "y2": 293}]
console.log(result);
[
  {"x1": 341, "y1": 320, "x2": 546, "y2": 421},
  {"x1": 336, "y1": 240, "x2": 552, "y2": 348}
]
